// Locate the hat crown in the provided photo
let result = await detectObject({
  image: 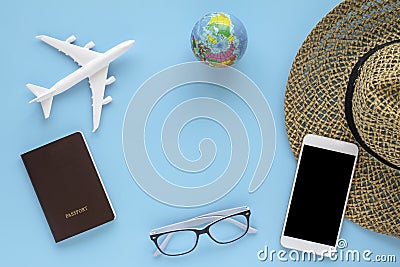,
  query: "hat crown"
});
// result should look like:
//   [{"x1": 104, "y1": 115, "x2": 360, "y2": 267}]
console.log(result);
[{"x1": 352, "y1": 42, "x2": 400, "y2": 167}]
